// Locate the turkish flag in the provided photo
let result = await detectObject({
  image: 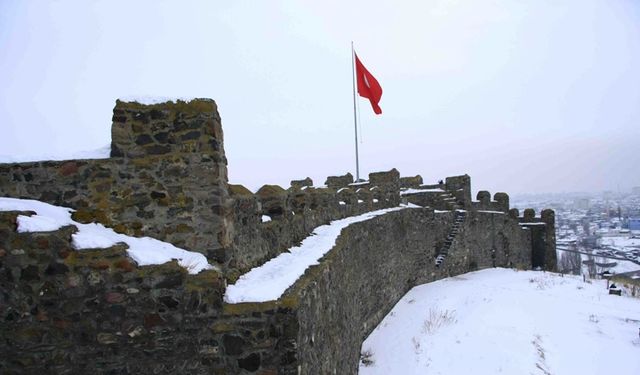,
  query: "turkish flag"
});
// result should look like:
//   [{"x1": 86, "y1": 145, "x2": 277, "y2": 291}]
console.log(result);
[{"x1": 355, "y1": 53, "x2": 383, "y2": 115}]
